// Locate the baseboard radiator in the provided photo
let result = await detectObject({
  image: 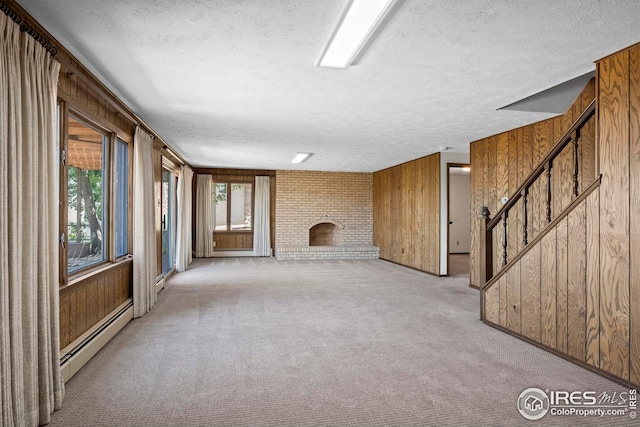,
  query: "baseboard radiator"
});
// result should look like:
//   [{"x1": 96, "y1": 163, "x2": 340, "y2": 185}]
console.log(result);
[{"x1": 60, "y1": 299, "x2": 134, "y2": 383}]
